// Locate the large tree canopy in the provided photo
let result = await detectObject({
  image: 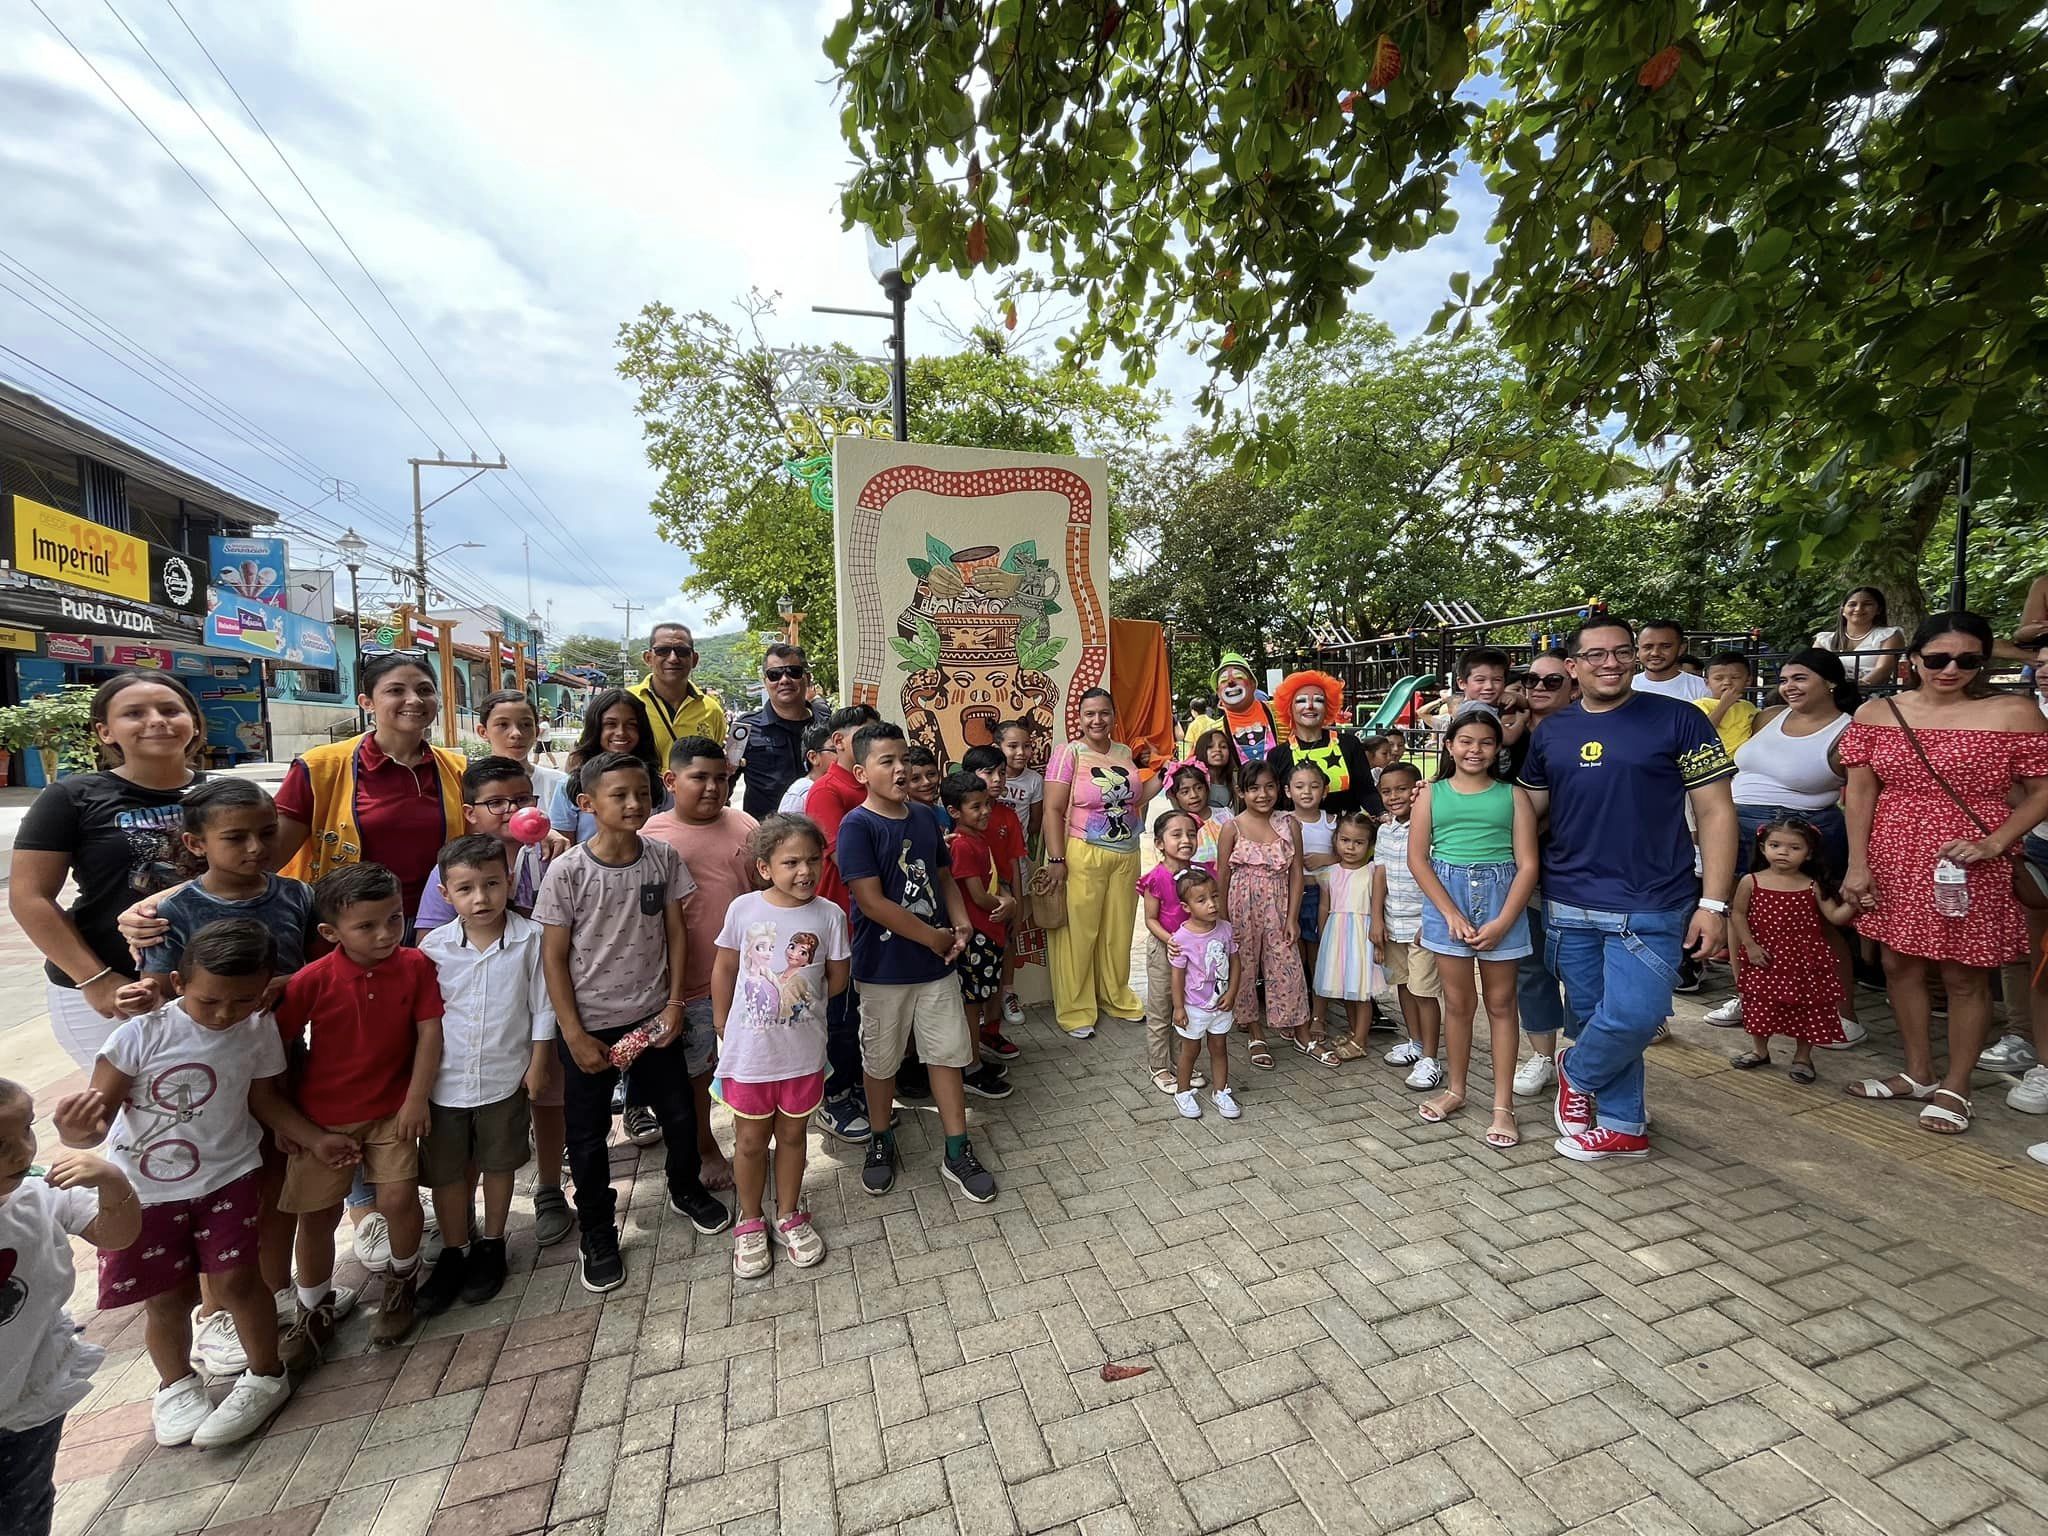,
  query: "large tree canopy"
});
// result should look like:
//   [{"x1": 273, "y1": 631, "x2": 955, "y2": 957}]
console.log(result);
[{"x1": 827, "y1": 1, "x2": 2048, "y2": 558}]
